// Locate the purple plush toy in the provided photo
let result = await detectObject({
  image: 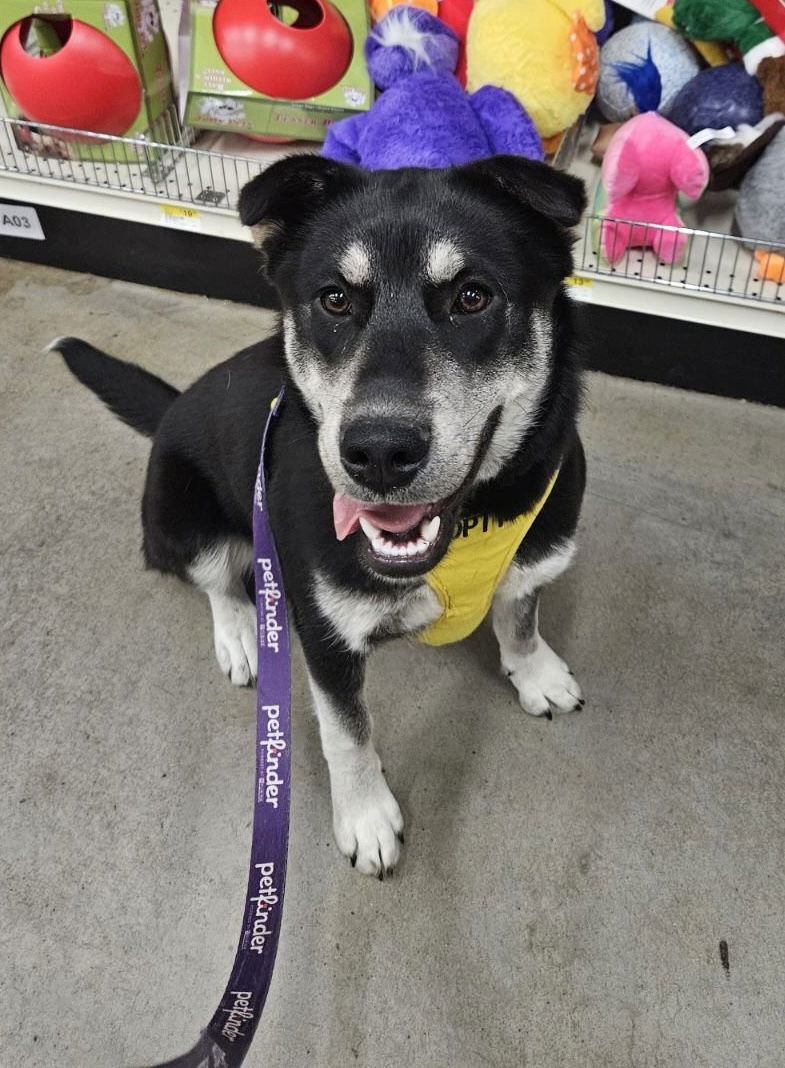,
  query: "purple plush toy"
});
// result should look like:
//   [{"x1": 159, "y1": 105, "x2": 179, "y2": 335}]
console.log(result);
[{"x1": 322, "y1": 5, "x2": 544, "y2": 168}]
